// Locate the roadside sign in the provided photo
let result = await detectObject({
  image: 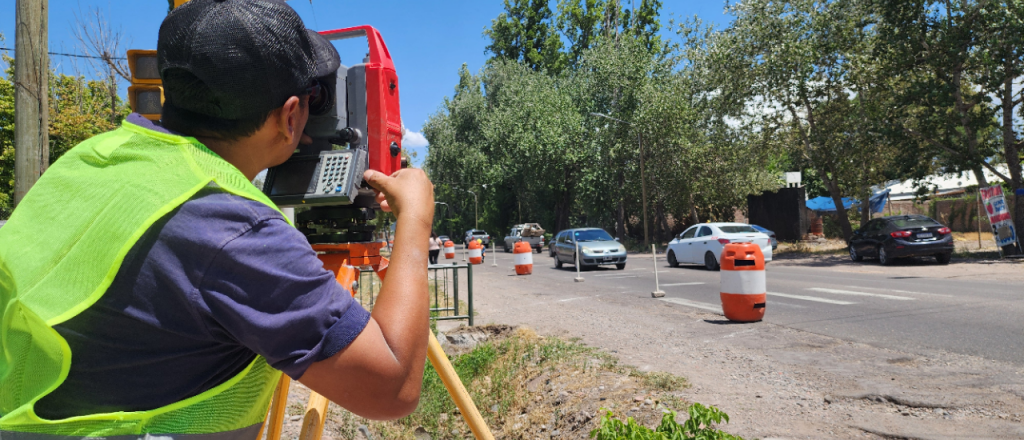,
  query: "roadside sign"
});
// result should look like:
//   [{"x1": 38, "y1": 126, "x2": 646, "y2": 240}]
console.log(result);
[{"x1": 980, "y1": 186, "x2": 1017, "y2": 249}]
